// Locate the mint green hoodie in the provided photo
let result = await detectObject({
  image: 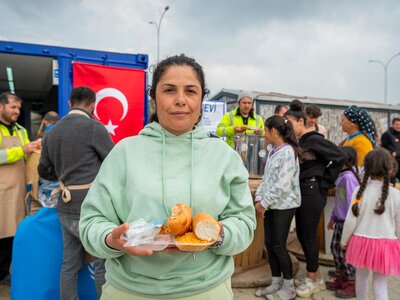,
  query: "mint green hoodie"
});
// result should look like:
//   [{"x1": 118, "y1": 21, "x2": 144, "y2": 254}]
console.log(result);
[{"x1": 79, "y1": 122, "x2": 256, "y2": 299}]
